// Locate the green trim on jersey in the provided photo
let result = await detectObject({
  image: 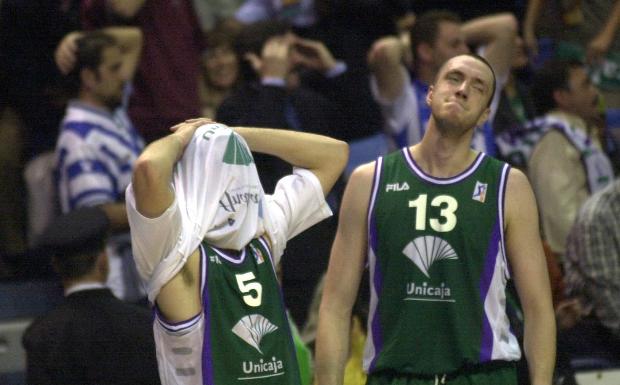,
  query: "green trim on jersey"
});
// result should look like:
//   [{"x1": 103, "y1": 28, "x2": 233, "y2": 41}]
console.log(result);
[
  {"x1": 201, "y1": 238, "x2": 301, "y2": 385},
  {"x1": 364, "y1": 149, "x2": 519, "y2": 376}
]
